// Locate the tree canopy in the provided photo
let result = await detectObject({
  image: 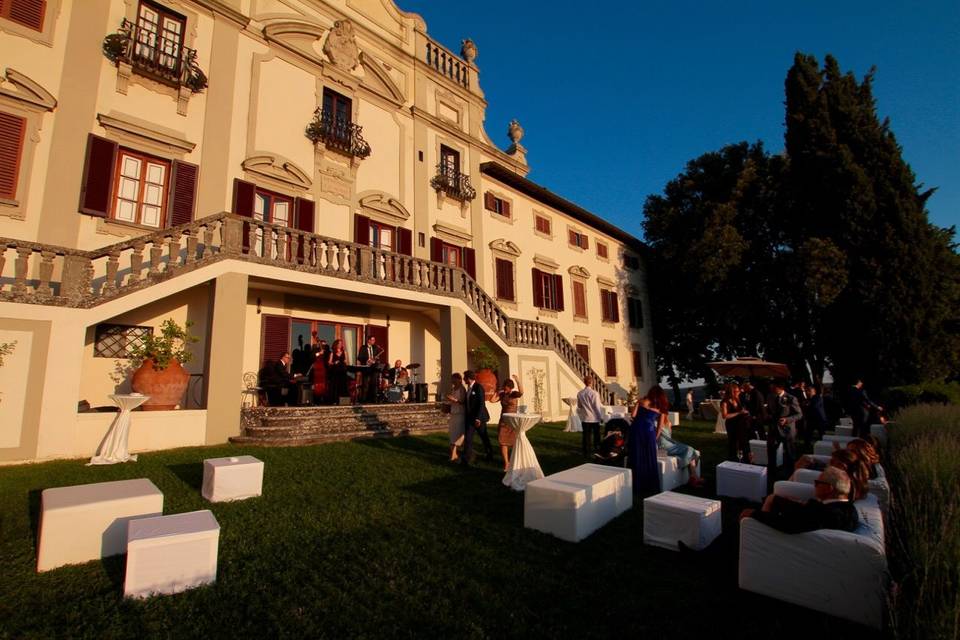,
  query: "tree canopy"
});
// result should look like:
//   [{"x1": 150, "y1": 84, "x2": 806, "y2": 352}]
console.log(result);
[{"x1": 644, "y1": 53, "x2": 960, "y2": 392}]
